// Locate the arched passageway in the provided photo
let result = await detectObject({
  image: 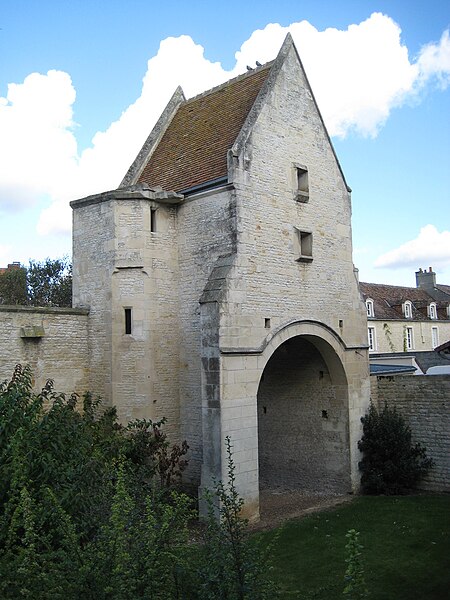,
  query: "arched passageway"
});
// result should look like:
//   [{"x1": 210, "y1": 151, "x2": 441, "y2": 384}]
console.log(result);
[{"x1": 257, "y1": 335, "x2": 351, "y2": 494}]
